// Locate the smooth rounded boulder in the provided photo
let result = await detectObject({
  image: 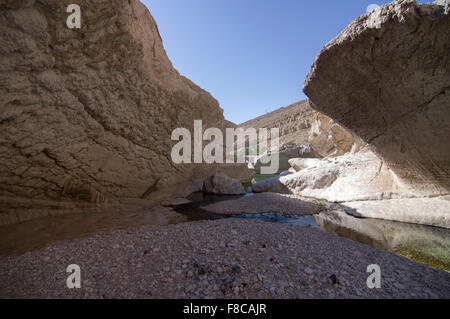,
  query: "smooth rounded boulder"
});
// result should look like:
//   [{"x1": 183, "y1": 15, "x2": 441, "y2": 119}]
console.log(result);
[{"x1": 203, "y1": 172, "x2": 246, "y2": 195}]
